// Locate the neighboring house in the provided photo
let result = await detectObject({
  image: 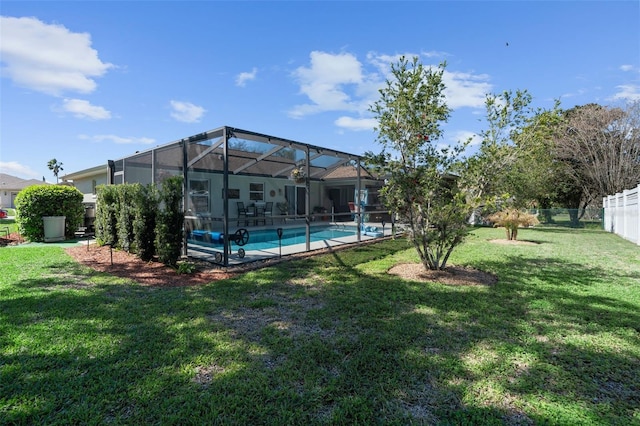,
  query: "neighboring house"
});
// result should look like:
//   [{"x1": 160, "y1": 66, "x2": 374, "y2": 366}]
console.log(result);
[
  {"x1": 0, "y1": 173, "x2": 48, "y2": 208},
  {"x1": 60, "y1": 165, "x2": 109, "y2": 204}
]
